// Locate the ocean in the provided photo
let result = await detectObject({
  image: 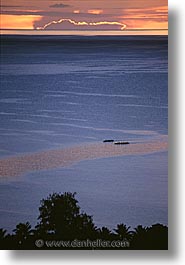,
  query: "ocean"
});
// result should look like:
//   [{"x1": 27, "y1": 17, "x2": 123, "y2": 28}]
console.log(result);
[{"x1": 0, "y1": 35, "x2": 168, "y2": 231}]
